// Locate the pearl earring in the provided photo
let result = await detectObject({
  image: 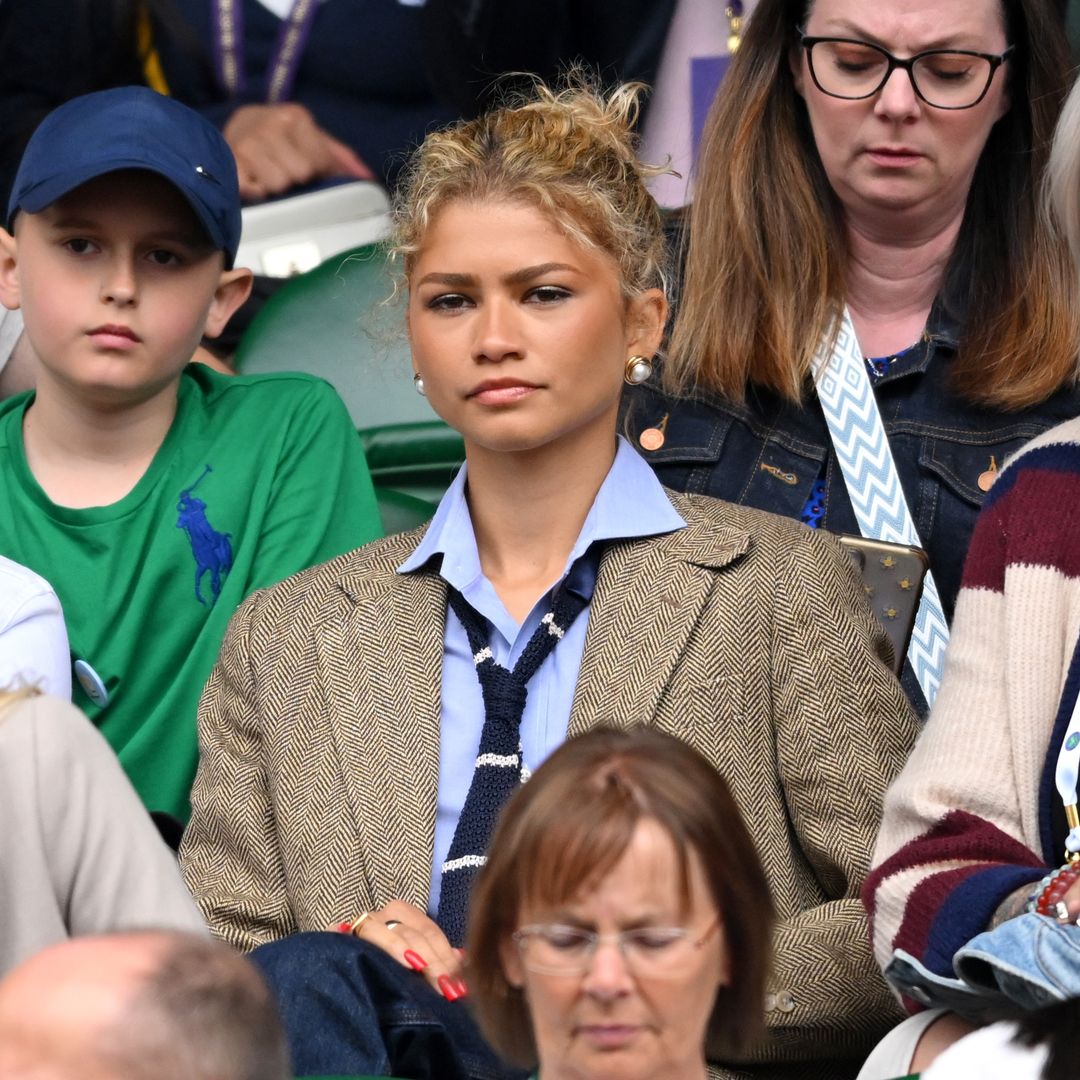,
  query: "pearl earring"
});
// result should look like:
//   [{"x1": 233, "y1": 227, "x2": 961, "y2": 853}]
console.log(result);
[
  {"x1": 624, "y1": 355, "x2": 653, "y2": 386},
  {"x1": 413, "y1": 373, "x2": 425, "y2": 396}
]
